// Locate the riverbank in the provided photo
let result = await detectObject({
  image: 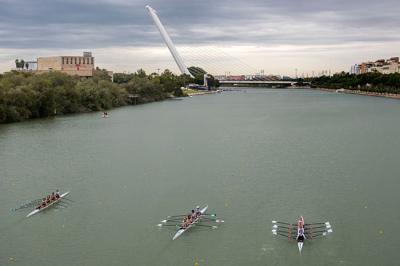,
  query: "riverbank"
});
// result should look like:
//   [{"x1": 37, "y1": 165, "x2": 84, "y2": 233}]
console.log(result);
[
  {"x1": 313, "y1": 87, "x2": 400, "y2": 100},
  {"x1": 0, "y1": 70, "x2": 188, "y2": 124},
  {"x1": 309, "y1": 72, "x2": 400, "y2": 99},
  {"x1": 185, "y1": 89, "x2": 222, "y2": 96}
]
